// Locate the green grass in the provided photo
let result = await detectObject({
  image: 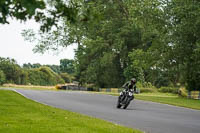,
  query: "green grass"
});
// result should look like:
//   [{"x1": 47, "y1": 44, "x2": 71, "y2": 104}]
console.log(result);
[
  {"x1": 93, "y1": 92, "x2": 200, "y2": 110},
  {"x1": 0, "y1": 87, "x2": 55, "y2": 91},
  {"x1": 135, "y1": 93, "x2": 200, "y2": 110},
  {"x1": 0, "y1": 85, "x2": 56, "y2": 91},
  {"x1": 0, "y1": 90, "x2": 142, "y2": 133}
]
